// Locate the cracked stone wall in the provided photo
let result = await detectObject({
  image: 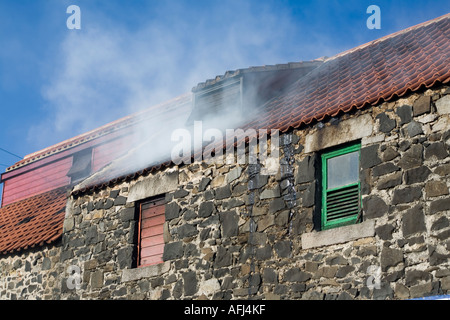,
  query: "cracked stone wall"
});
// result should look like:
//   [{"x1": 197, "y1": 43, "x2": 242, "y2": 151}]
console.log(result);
[{"x1": 1, "y1": 85, "x2": 449, "y2": 300}]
